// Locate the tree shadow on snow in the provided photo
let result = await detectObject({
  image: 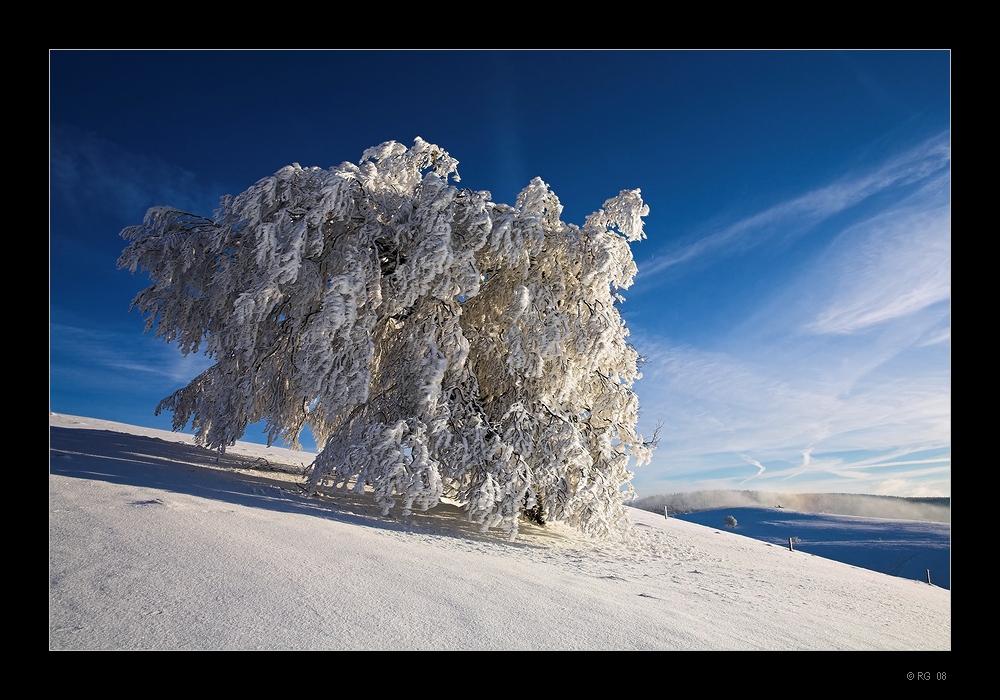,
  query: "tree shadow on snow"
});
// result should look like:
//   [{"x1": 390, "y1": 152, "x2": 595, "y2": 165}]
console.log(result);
[{"x1": 49, "y1": 426, "x2": 566, "y2": 547}]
